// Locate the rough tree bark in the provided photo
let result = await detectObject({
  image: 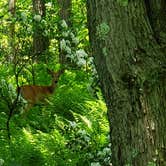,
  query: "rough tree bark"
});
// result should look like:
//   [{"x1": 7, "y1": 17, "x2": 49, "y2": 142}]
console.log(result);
[{"x1": 87, "y1": 1, "x2": 166, "y2": 166}]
